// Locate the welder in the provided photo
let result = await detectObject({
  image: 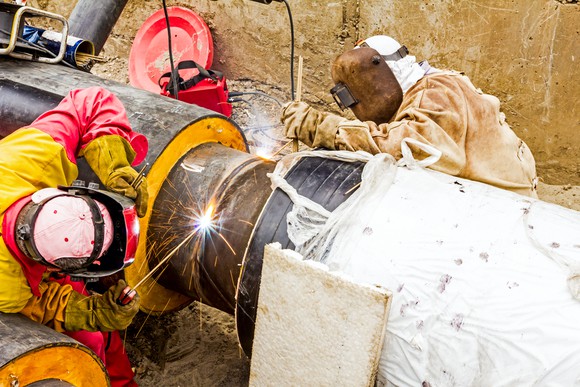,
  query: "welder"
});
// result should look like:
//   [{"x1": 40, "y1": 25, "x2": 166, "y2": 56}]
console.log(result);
[
  {"x1": 281, "y1": 35, "x2": 538, "y2": 198},
  {"x1": 0, "y1": 86, "x2": 149, "y2": 386}
]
